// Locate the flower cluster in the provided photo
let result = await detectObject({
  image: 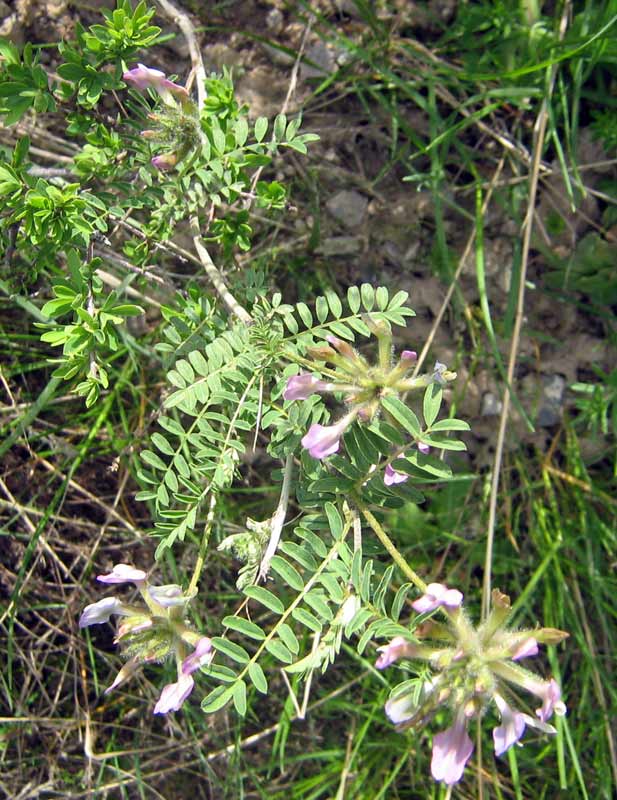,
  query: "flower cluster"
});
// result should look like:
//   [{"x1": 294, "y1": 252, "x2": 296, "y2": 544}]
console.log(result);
[
  {"x1": 376, "y1": 584, "x2": 567, "y2": 785},
  {"x1": 122, "y1": 64, "x2": 200, "y2": 171},
  {"x1": 79, "y1": 563, "x2": 212, "y2": 714},
  {"x1": 284, "y1": 322, "x2": 455, "y2": 481}
]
